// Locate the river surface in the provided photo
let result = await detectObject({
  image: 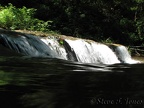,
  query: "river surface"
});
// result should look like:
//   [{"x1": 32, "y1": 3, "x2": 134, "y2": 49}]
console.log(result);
[{"x1": 0, "y1": 56, "x2": 144, "y2": 108}]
